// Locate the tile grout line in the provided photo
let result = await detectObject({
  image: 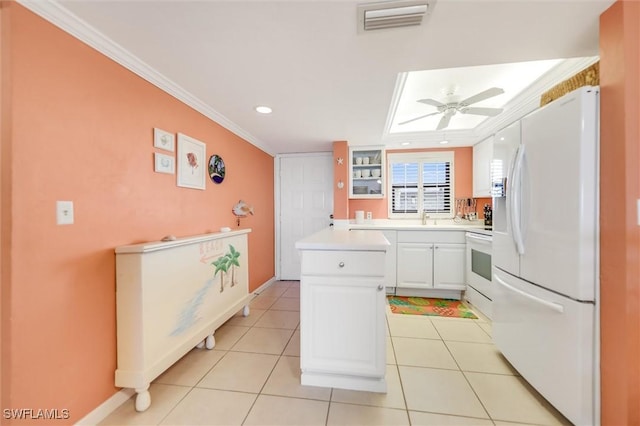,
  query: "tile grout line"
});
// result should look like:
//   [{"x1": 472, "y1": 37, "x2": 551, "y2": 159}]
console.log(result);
[
  {"x1": 459, "y1": 369, "x2": 498, "y2": 425},
  {"x1": 240, "y1": 289, "x2": 293, "y2": 426},
  {"x1": 385, "y1": 311, "x2": 414, "y2": 426},
  {"x1": 325, "y1": 388, "x2": 333, "y2": 426},
  {"x1": 393, "y1": 308, "x2": 496, "y2": 424},
  {"x1": 152, "y1": 329, "x2": 237, "y2": 425},
  {"x1": 153, "y1": 372, "x2": 211, "y2": 425},
  {"x1": 434, "y1": 306, "x2": 494, "y2": 422},
  {"x1": 138, "y1": 287, "x2": 511, "y2": 426},
  {"x1": 142, "y1": 282, "x2": 557, "y2": 426}
]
